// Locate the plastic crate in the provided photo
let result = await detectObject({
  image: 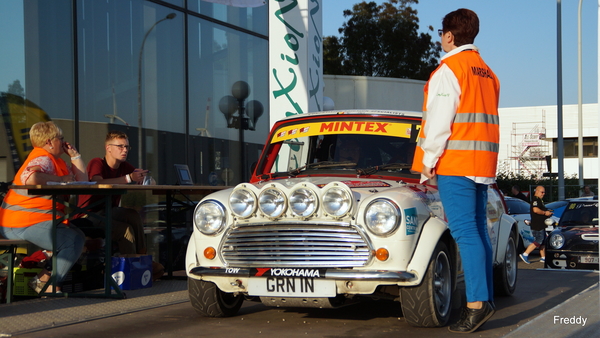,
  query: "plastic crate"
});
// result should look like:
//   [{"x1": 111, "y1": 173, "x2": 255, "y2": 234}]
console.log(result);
[
  {"x1": 61, "y1": 270, "x2": 85, "y2": 293},
  {"x1": 13, "y1": 267, "x2": 42, "y2": 296}
]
